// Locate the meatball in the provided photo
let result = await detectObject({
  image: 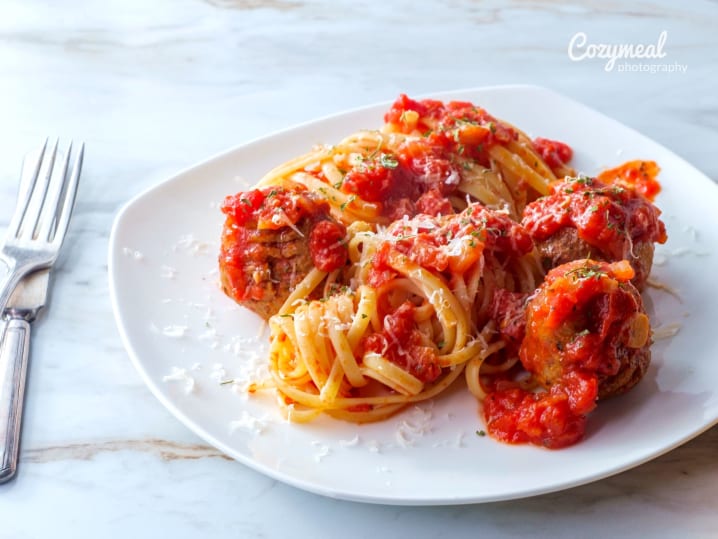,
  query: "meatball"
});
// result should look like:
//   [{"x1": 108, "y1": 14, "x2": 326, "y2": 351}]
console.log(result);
[
  {"x1": 522, "y1": 176, "x2": 666, "y2": 290},
  {"x1": 534, "y1": 227, "x2": 656, "y2": 291},
  {"x1": 520, "y1": 259, "x2": 651, "y2": 400},
  {"x1": 219, "y1": 185, "x2": 347, "y2": 319}
]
